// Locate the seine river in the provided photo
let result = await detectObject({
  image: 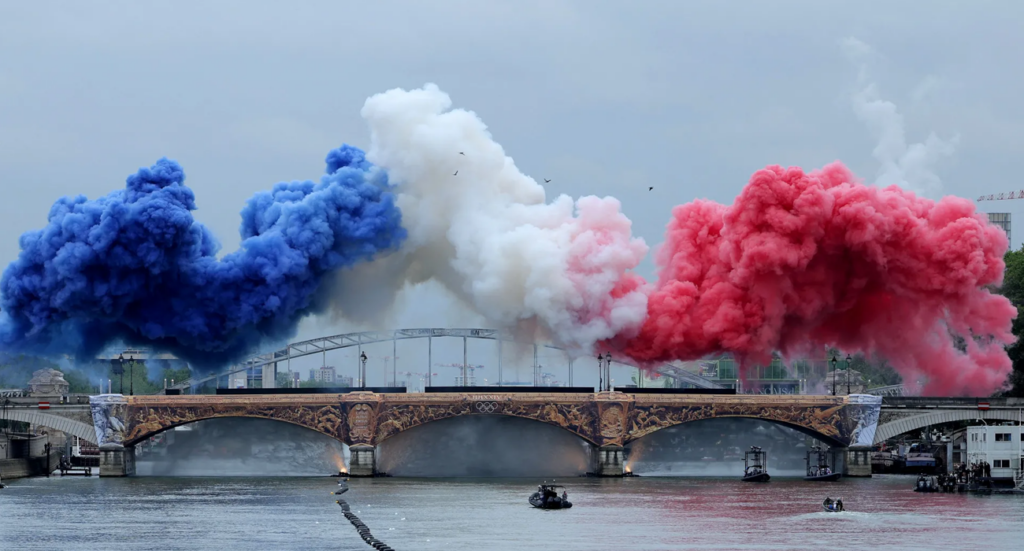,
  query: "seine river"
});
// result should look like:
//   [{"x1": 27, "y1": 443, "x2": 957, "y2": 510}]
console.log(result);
[{"x1": 2, "y1": 475, "x2": 1022, "y2": 550}]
